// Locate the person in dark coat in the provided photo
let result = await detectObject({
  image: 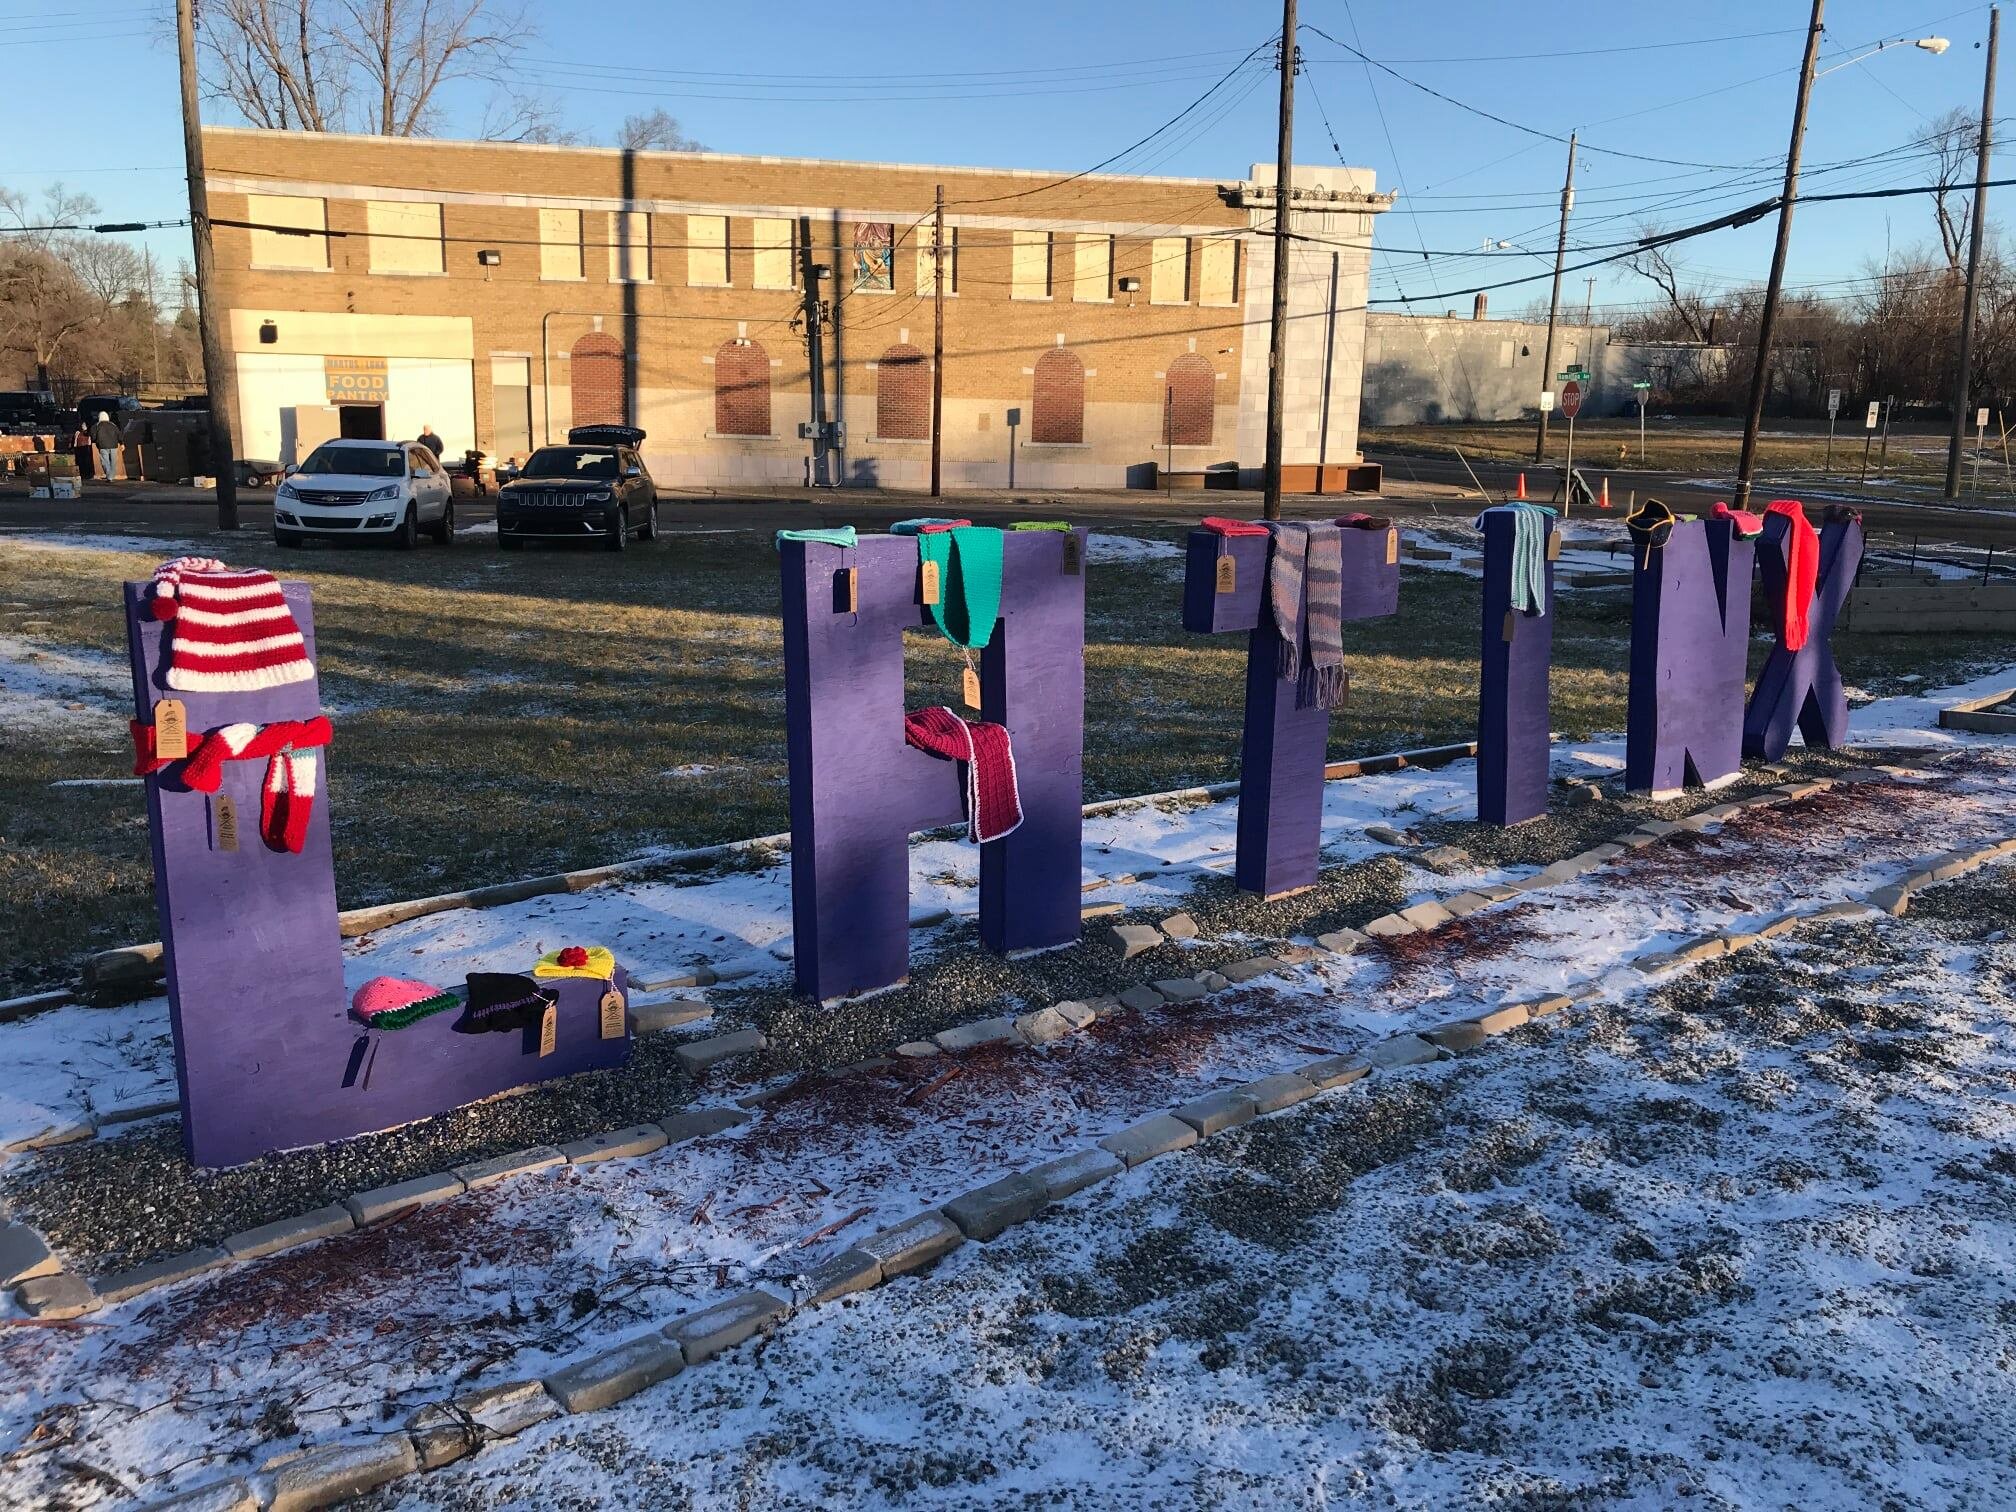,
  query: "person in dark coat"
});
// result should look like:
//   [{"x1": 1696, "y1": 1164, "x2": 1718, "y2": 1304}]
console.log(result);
[
  {"x1": 418, "y1": 424, "x2": 444, "y2": 459},
  {"x1": 91, "y1": 412, "x2": 122, "y2": 482}
]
